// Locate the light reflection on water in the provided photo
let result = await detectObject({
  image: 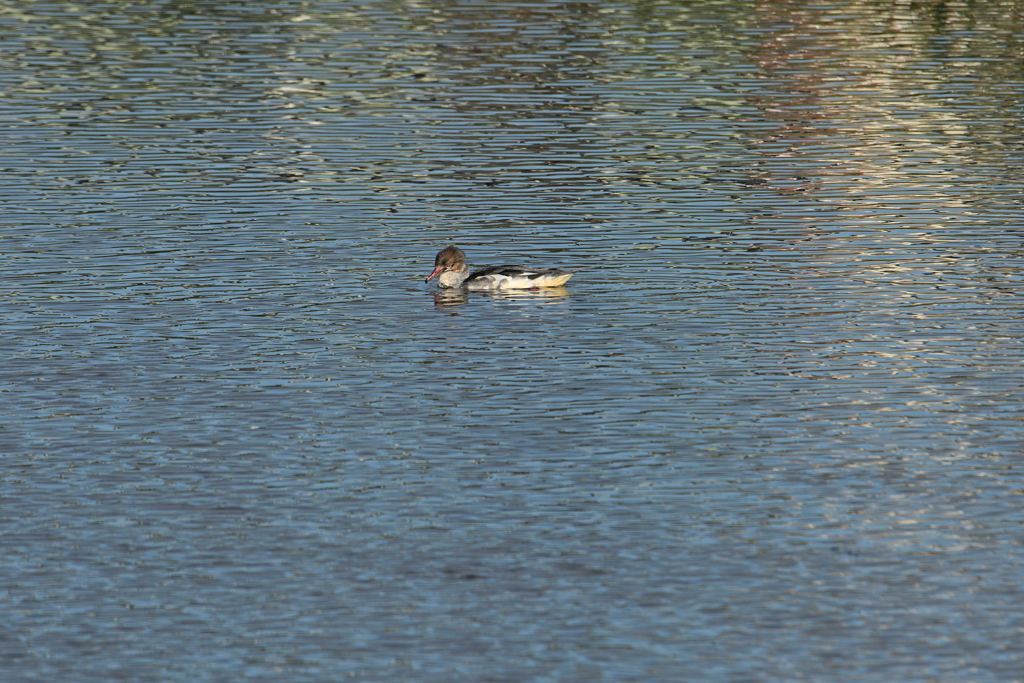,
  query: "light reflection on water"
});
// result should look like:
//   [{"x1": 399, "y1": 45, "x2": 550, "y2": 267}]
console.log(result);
[{"x1": 3, "y1": 0, "x2": 1024, "y2": 680}]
